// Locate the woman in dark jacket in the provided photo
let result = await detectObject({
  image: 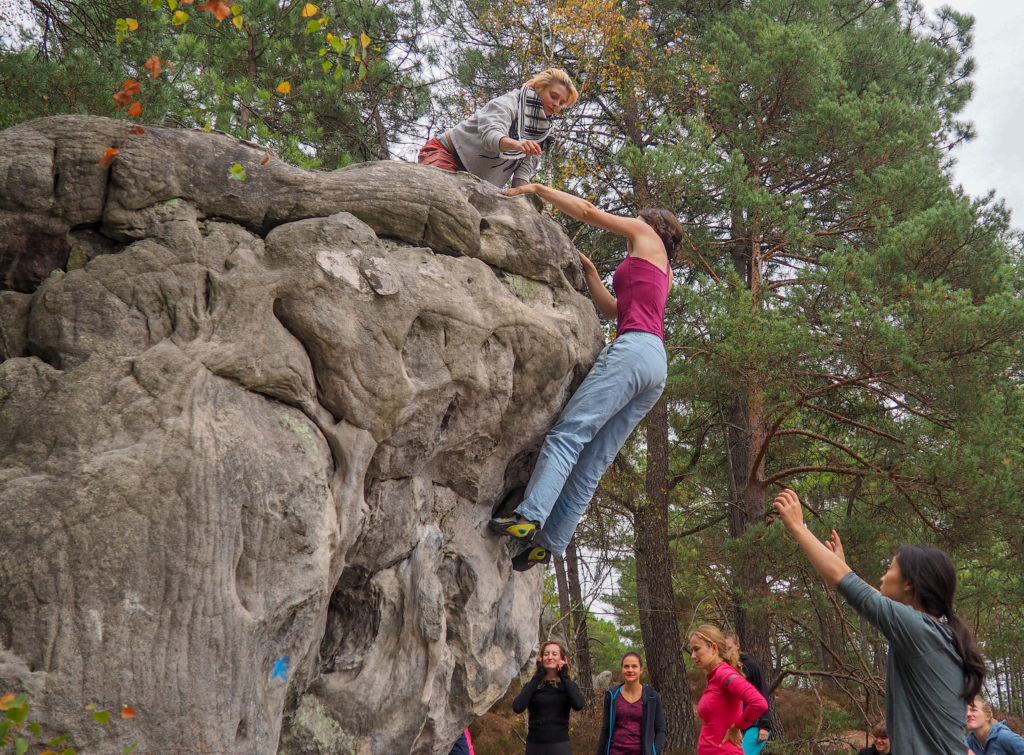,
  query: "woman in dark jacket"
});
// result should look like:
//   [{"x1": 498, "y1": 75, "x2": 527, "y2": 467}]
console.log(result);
[
  {"x1": 596, "y1": 652, "x2": 667, "y2": 755},
  {"x1": 513, "y1": 641, "x2": 586, "y2": 754}
]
